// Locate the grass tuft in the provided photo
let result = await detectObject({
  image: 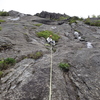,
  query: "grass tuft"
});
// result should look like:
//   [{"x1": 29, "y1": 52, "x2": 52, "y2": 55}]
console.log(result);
[
  {"x1": 0, "y1": 71, "x2": 3, "y2": 78},
  {"x1": 0, "y1": 26, "x2": 2, "y2": 31},
  {"x1": 0, "y1": 20, "x2": 6, "y2": 22},
  {"x1": 0, "y1": 58, "x2": 16, "y2": 70},
  {"x1": 59, "y1": 62, "x2": 71, "y2": 72},
  {"x1": 34, "y1": 23, "x2": 42, "y2": 26},
  {"x1": 27, "y1": 51, "x2": 43, "y2": 60}
]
